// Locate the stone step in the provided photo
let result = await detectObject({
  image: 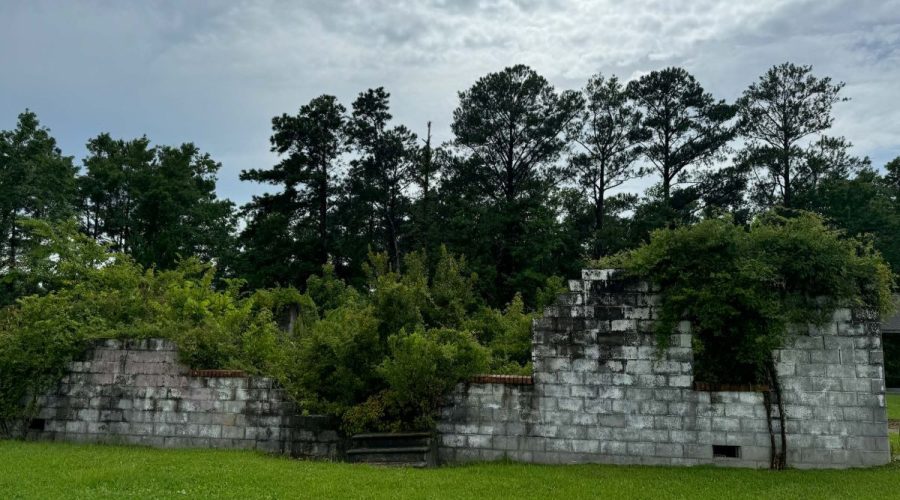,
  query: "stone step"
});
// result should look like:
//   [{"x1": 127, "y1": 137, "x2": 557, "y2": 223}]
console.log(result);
[
  {"x1": 346, "y1": 446, "x2": 433, "y2": 466},
  {"x1": 350, "y1": 431, "x2": 432, "y2": 449},
  {"x1": 348, "y1": 432, "x2": 436, "y2": 467}
]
